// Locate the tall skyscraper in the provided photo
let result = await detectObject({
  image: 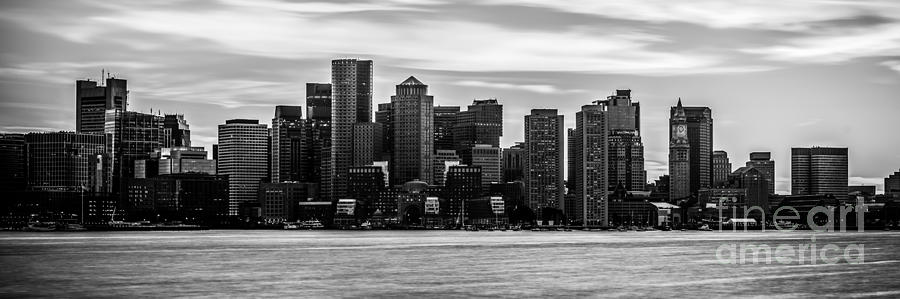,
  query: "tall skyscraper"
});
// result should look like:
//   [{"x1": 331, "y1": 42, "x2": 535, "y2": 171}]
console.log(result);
[
  {"x1": 163, "y1": 114, "x2": 191, "y2": 148},
  {"x1": 713, "y1": 150, "x2": 731, "y2": 187},
  {"x1": 76, "y1": 77, "x2": 128, "y2": 135},
  {"x1": 434, "y1": 106, "x2": 460, "y2": 151},
  {"x1": 570, "y1": 104, "x2": 609, "y2": 226},
  {"x1": 353, "y1": 122, "x2": 383, "y2": 166},
  {"x1": 105, "y1": 110, "x2": 167, "y2": 194},
  {"x1": 501, "y1": 142, "x2": 525, "y2": 183},
  {"x1": 218, "y1": 119, "x2": 269, "y2": 215},
  {"x1": 331, "y1": 59, "x2": 373, "y2": 199},
  {"x1": 669, "y1": 99, "x2": 713, "y2": 200},
  {"x1": 746, "y1": 152, "x2": 776, "y2": 195},
  {"x1": 597, "y1": 90, "x2": 644, "y2": 192},
  {"x1": 306, "y1": 83, "x2": 332, "y2": 122},
  {"x1": 271, "y1": 106, "x2": 305, "y2": 183},
  {"x1": 524, "y1": 109, "x2": 565, "y2": 219},
  {"x1": 390, "y1": 76, "x2": 434, "y2": 185},
  {"x1": 791, "y1": 147, "x2": 848, "y2": 196},
  {"x1": 886, "y1": 170, "x2": 900, "y2": 197},
  {"x1": 454, "y1": 99, "x2": 502, "y2": 164}
]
